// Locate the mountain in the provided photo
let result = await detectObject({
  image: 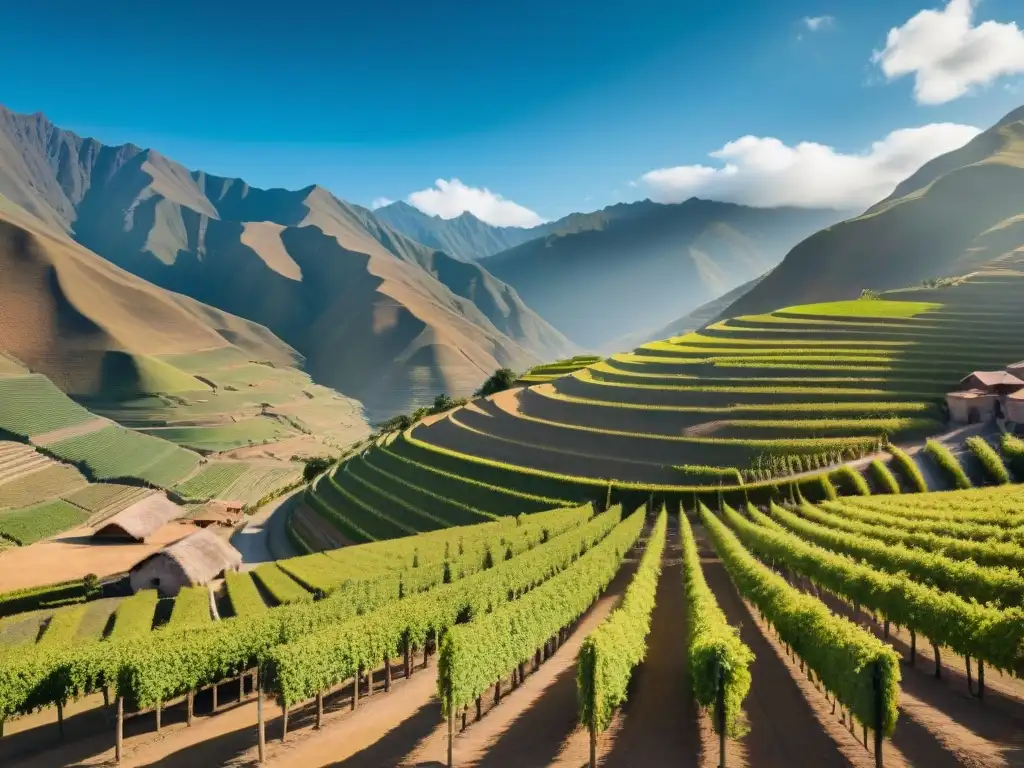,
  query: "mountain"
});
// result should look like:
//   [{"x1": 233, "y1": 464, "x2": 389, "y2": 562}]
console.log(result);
[
  {"x1": 481, "y1": 199, "x2": 846, "y2": 348},
  {"x1": 719, "y1": 105, "x2": 1024, "y2": 319},
  {"x1": 604, "y1": 276, "x2": 764, "y2": 353},
  {"x1": 0, "y1": 106, "x2": 576, "y2": 417},
  {"x1": 373, "y1": 200, "x2": 552, "y2": 261},
  {"x1": 0, "y1": 193, "x2": 300, "y2": 396}
]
